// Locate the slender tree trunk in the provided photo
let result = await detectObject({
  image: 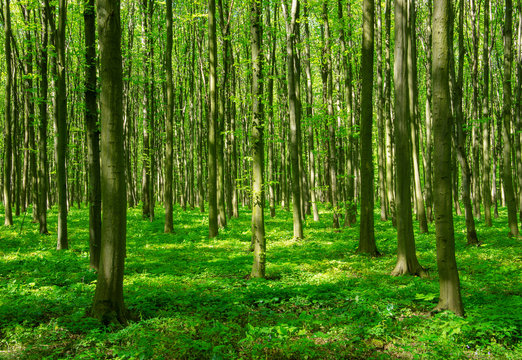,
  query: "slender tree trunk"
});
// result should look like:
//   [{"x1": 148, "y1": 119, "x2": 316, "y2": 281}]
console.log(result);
[
  {"x1": 55, "y1": 0, "x2": 68, "y2": 250},
  {"x1": 93, "y1": 0, "x2": 127, "y2": 325},
  {"x1": 376, "y1": 0, "x2": 386, "y2": 221},
  {"x1": 306, "y1": 1, "x2": 319, "y2": 221},
  {"x1": 432, "y1": 0, "x2": 464, "y2": 316},
  {"x1": 481, "y1": 0, "x2": 492, "y2": 227},
  {"x1": 250, "y1": 0, "x2": 265, "y2": 278},
  {"x1": 453, "y1": 0, "x2": 479, "y2": 245},
  {"x1": 3, "y1": 0, "x2": 13, "y2": 226},
  {"x1": 208, "y1": 0, "x2": 219, "y2": 238},
  {"x1": 384, "y1": 0, "x2": 395, "y2": 226},
  {"x1": 471, "y1": 0, "x2": 481, "y2": 220},
  {"x1": 358, "y1": 0, "x2": 378, "y2": 255},
  {"x1": 38, "y1": 1, "x2": 49, "y2": 234},
  {"x1": 515, "y1": 0, "x2": 522, "y2": 222},
  {"x1": 424, "y1": 0, "x2": 434, "y2": 223},
  {"x1": 502, "y1": 0, "x2": 520, "y2": 237},
  {"x1": 391, "y1": 0, "x2": 424, "y2": 275},
  {"x1": 282, "y1": 0, "x2": 303, "y2": 239},
  {"x1": 85, "y1": 0, "x2": 101, "y2": 268},
  {"x1": 408, "y1": 0, "x2": 428, "y2": 234},
  {"x1": 164, "y1": 0, "x2": 174, "y2": 233},
  {"x1": 323, "y1": 3, "x2": 339, "y2": 228}
]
